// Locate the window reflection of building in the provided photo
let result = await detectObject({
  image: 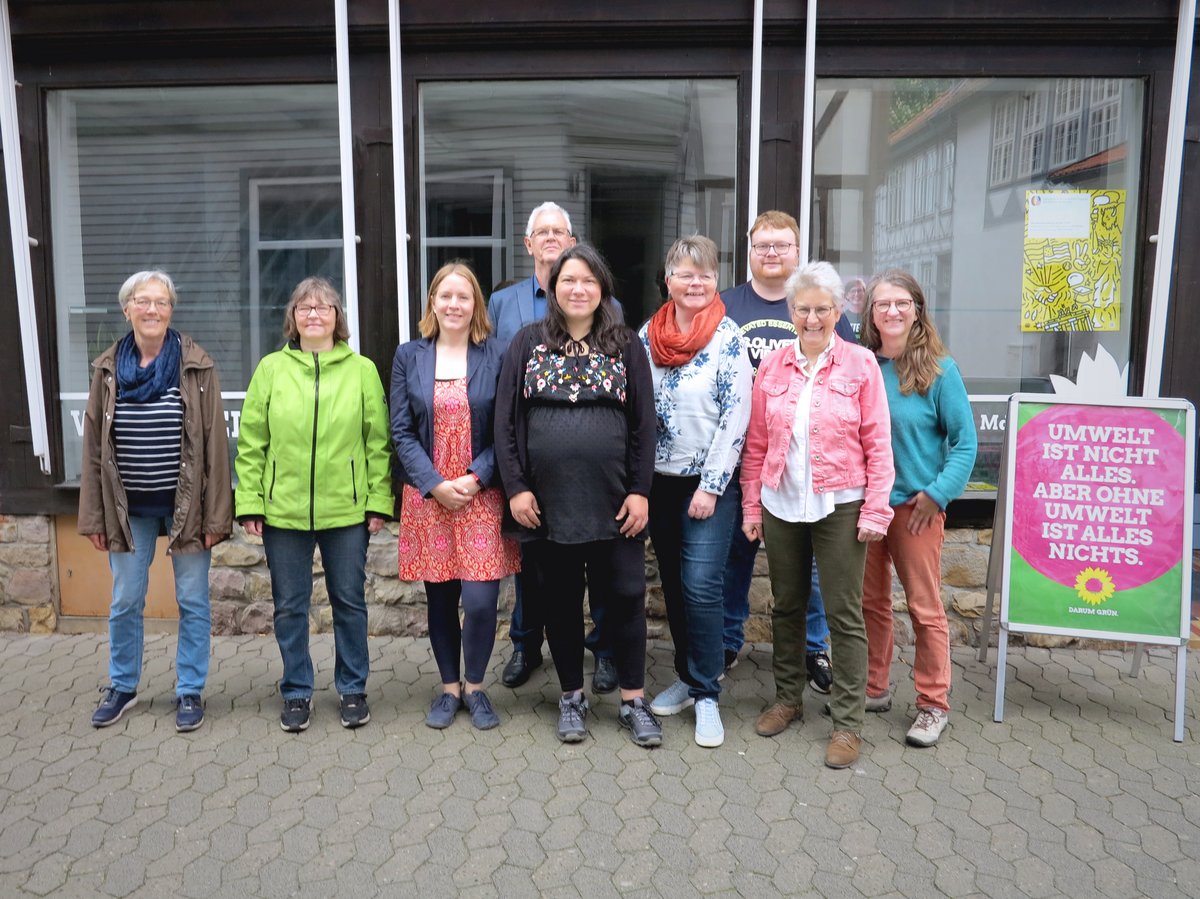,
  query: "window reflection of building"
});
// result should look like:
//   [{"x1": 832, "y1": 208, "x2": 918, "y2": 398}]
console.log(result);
[{"x1": 816, "y1": 77, "x2": 1144, "y2": 493}]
